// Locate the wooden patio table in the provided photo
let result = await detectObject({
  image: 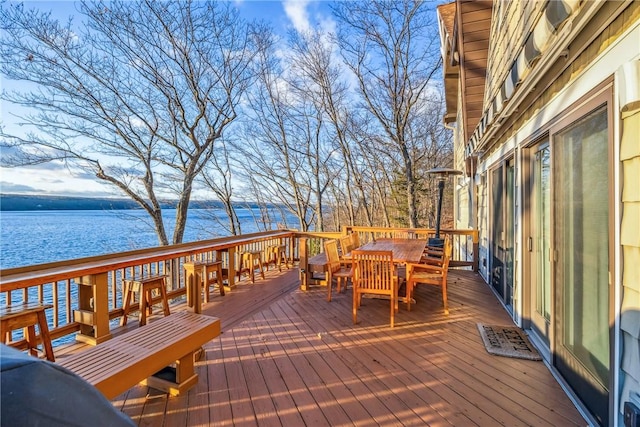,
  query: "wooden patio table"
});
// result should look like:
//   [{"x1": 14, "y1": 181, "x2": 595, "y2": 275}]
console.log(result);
[
  {"x1": 344, "y1": 238, "x2": 427, "y2": 264},
  {"x1": 303, "y1": 238, "x2": 427, "y2": 292}
]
